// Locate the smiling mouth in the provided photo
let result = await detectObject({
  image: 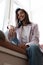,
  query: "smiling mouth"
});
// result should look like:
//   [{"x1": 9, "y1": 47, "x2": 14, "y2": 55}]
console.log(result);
[{"x1": 20, "y1": 16, "x2": 24, "y2": 19}]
